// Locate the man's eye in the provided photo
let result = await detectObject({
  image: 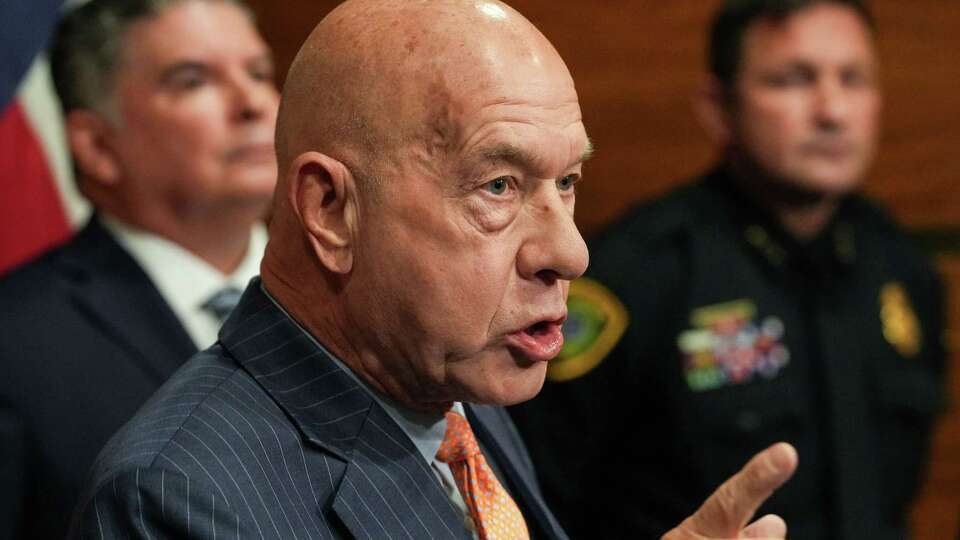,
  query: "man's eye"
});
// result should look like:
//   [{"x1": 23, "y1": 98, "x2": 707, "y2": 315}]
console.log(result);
[
  {"x1": 842, "y1": 69, "x2": 873, "y2": 89},
  {"x1": 483, "y1": 177, "x2": 511, "y2": 195},
  {"x1": 557, "y1": 174, "x2": 578, "y2": 191},
  {"x1": 172, "y1": 74, "x2": 206, "y2": 90},
  {"x1": 764, "y1": 69, "x2": 812, "y2": 88},
  {"x1": 250, "y1": 68, "x2": 275, "y2": 83}
]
